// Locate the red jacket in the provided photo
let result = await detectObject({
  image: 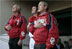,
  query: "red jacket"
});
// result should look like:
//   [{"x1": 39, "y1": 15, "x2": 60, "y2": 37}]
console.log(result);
[
  {"x1": 4, "y1": 14, "x2": 27, "y2": 40},
  {"x1": 29, "y1": 12, "x2": 59, "y2": 49},
  {"x1": 29, "y1": 16, "x2": 37, "y2": 34},
  {"x1": 29, "y1": 16, "x2": 37, "y2": 23}
]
